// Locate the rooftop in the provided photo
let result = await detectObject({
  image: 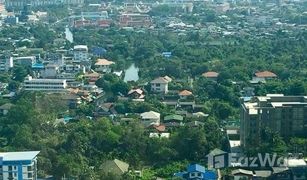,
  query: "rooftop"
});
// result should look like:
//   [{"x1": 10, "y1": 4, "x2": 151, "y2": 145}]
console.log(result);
[
  {"x1": 0, "y1": 151, "x2": 40, "y2": 161},
  {"x1": 202, "y1": 71, "x2": 219, "y2": 78},
  {"x1": 255, "y1": 71, "x2": 277, "y2": 78},
  {"x1": 95, "y1": 58, "x2": 115, "y2": 66},
  {"x1": 179, "y1": 90, "x2": 192, "y2": 96},
  {"x1": 140, "y1": 111, "x2": 160, "y2": 119}
]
